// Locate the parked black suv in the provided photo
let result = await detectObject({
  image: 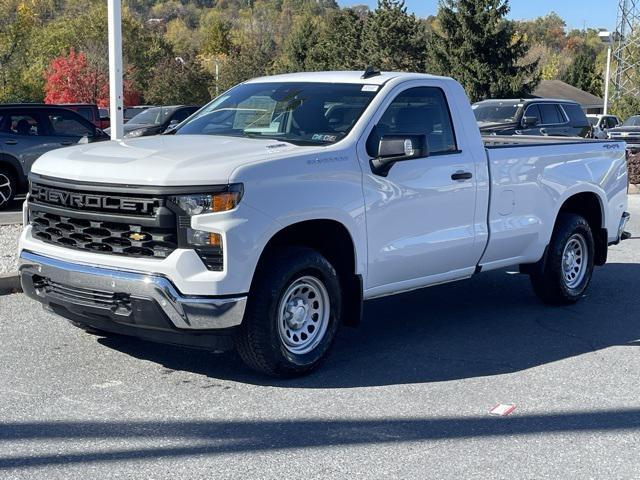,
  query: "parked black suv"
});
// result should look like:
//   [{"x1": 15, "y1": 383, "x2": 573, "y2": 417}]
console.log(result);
[
  {"x1": 0, "y1": 104, "x2": 108, "y2": 209},
  {"x1": 473, "y1": 98, "x2": 591, "y2": 138},
  {"x1": 106, "y1": 105, "x2": 200, "y2": 139}
]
